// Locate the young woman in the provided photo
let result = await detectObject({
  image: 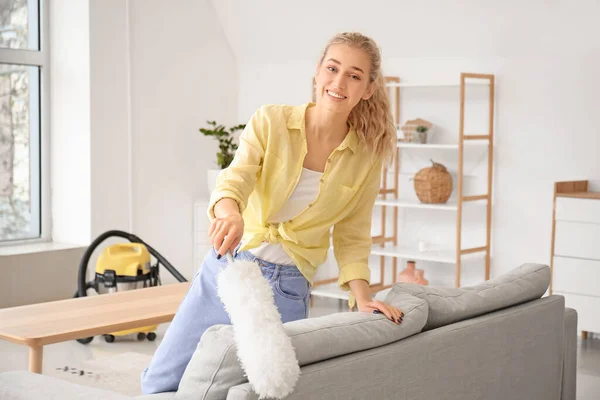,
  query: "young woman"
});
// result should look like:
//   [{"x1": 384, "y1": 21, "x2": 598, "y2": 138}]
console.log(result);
[{"x1": 141, "y1": 32, "x2": 403, "y2": 394}]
